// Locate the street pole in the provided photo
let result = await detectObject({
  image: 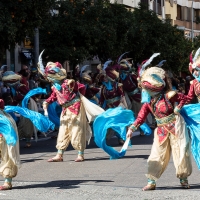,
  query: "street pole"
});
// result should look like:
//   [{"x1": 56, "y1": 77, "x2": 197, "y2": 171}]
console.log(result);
[
  {"x1": 161, "y1": 0, "x2": 165, "y2": 20},
  {"x1": 156, "y1": 0, "x2": 158, "y2": 15},
  {"x1": 34, "y1": 28, "x2": 39, "y2": 68},
  {"x1": 191, "y1": 0, "x2": 194, "y2": 43}
]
